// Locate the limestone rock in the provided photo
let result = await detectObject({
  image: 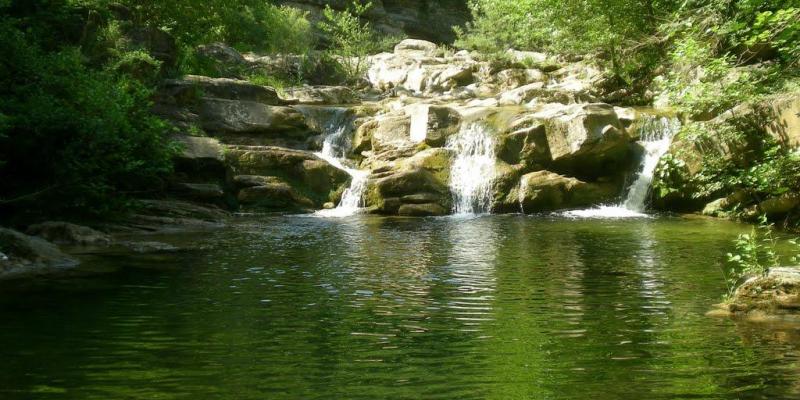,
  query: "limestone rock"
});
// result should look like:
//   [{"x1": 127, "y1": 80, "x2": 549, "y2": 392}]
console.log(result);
[
  {"x1": 759, "y1": 193, "x2": 800, "y2": 216},
  {"x1": 26, "y1": 222, "x2": 111, "y2": 246},
  {"x1": 423, "y1": 106, "x2": 462, "y2": 147},
  {"x1": 710, "y1": 267, "x2": 800, "y2": 323},
  {"x1": 199, "y1": 99, "x2": 308, "y2": 135},
  {"x1": 284, "y1": 86, "x2": 359, "y2": 105},
  {"x1": 174, "y1": 135, "x2": 225, "y2": 163},
  {"x1": 394, "y1": 39, "x2": 438, "y2": 57},
  {"x1": 397, "y1": 148, "x2": 453, "y2": 185},
  {"x1": 398, "y1": 203, "x2": 447, "y2": 216},
  {"x1": 195, "y1": 43, "x2": 247, "y2": 77},
  {"x1": 0, "y1": 228, "x2": 79, "y2": 279},
  {"x1": 495, "y1": 68, "x2": 546, "y2": 91},
  {"x1": 534, "y1": 103, "x2": 630, "y2": 176},
  {"x1": 518, "y1": 171, "x2": 618, "y2": 212},
  {"x1": 369, "y1": 115, "x2": 414, "y2": 153},
  {"x1": 365, "y1": 167, "x2": 451, "y2": 214},
  {"x1": 238, "y1": 180, "x2": 314, "y2": 209},
  {"x1": 225, "y1": 146, "x2": 350, "y2": 208},
  {"x1": 366, "y1": 53, "x2": 475, "y2": 95},
  {"x1": 160, "y1": 75, "x2": 285, "y2": 105}
]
